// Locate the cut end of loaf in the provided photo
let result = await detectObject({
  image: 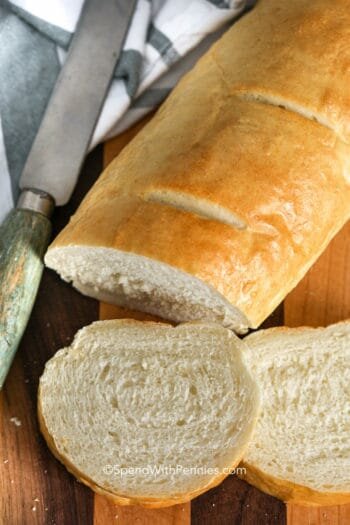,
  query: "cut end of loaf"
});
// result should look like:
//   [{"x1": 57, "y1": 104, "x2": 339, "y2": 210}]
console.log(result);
[
  {"x1": 45, "y1": 246, "x2": 250, "y2": 333},
  {"x1": 38, "y1": 320, "x2": 259, "y2": 506}
]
